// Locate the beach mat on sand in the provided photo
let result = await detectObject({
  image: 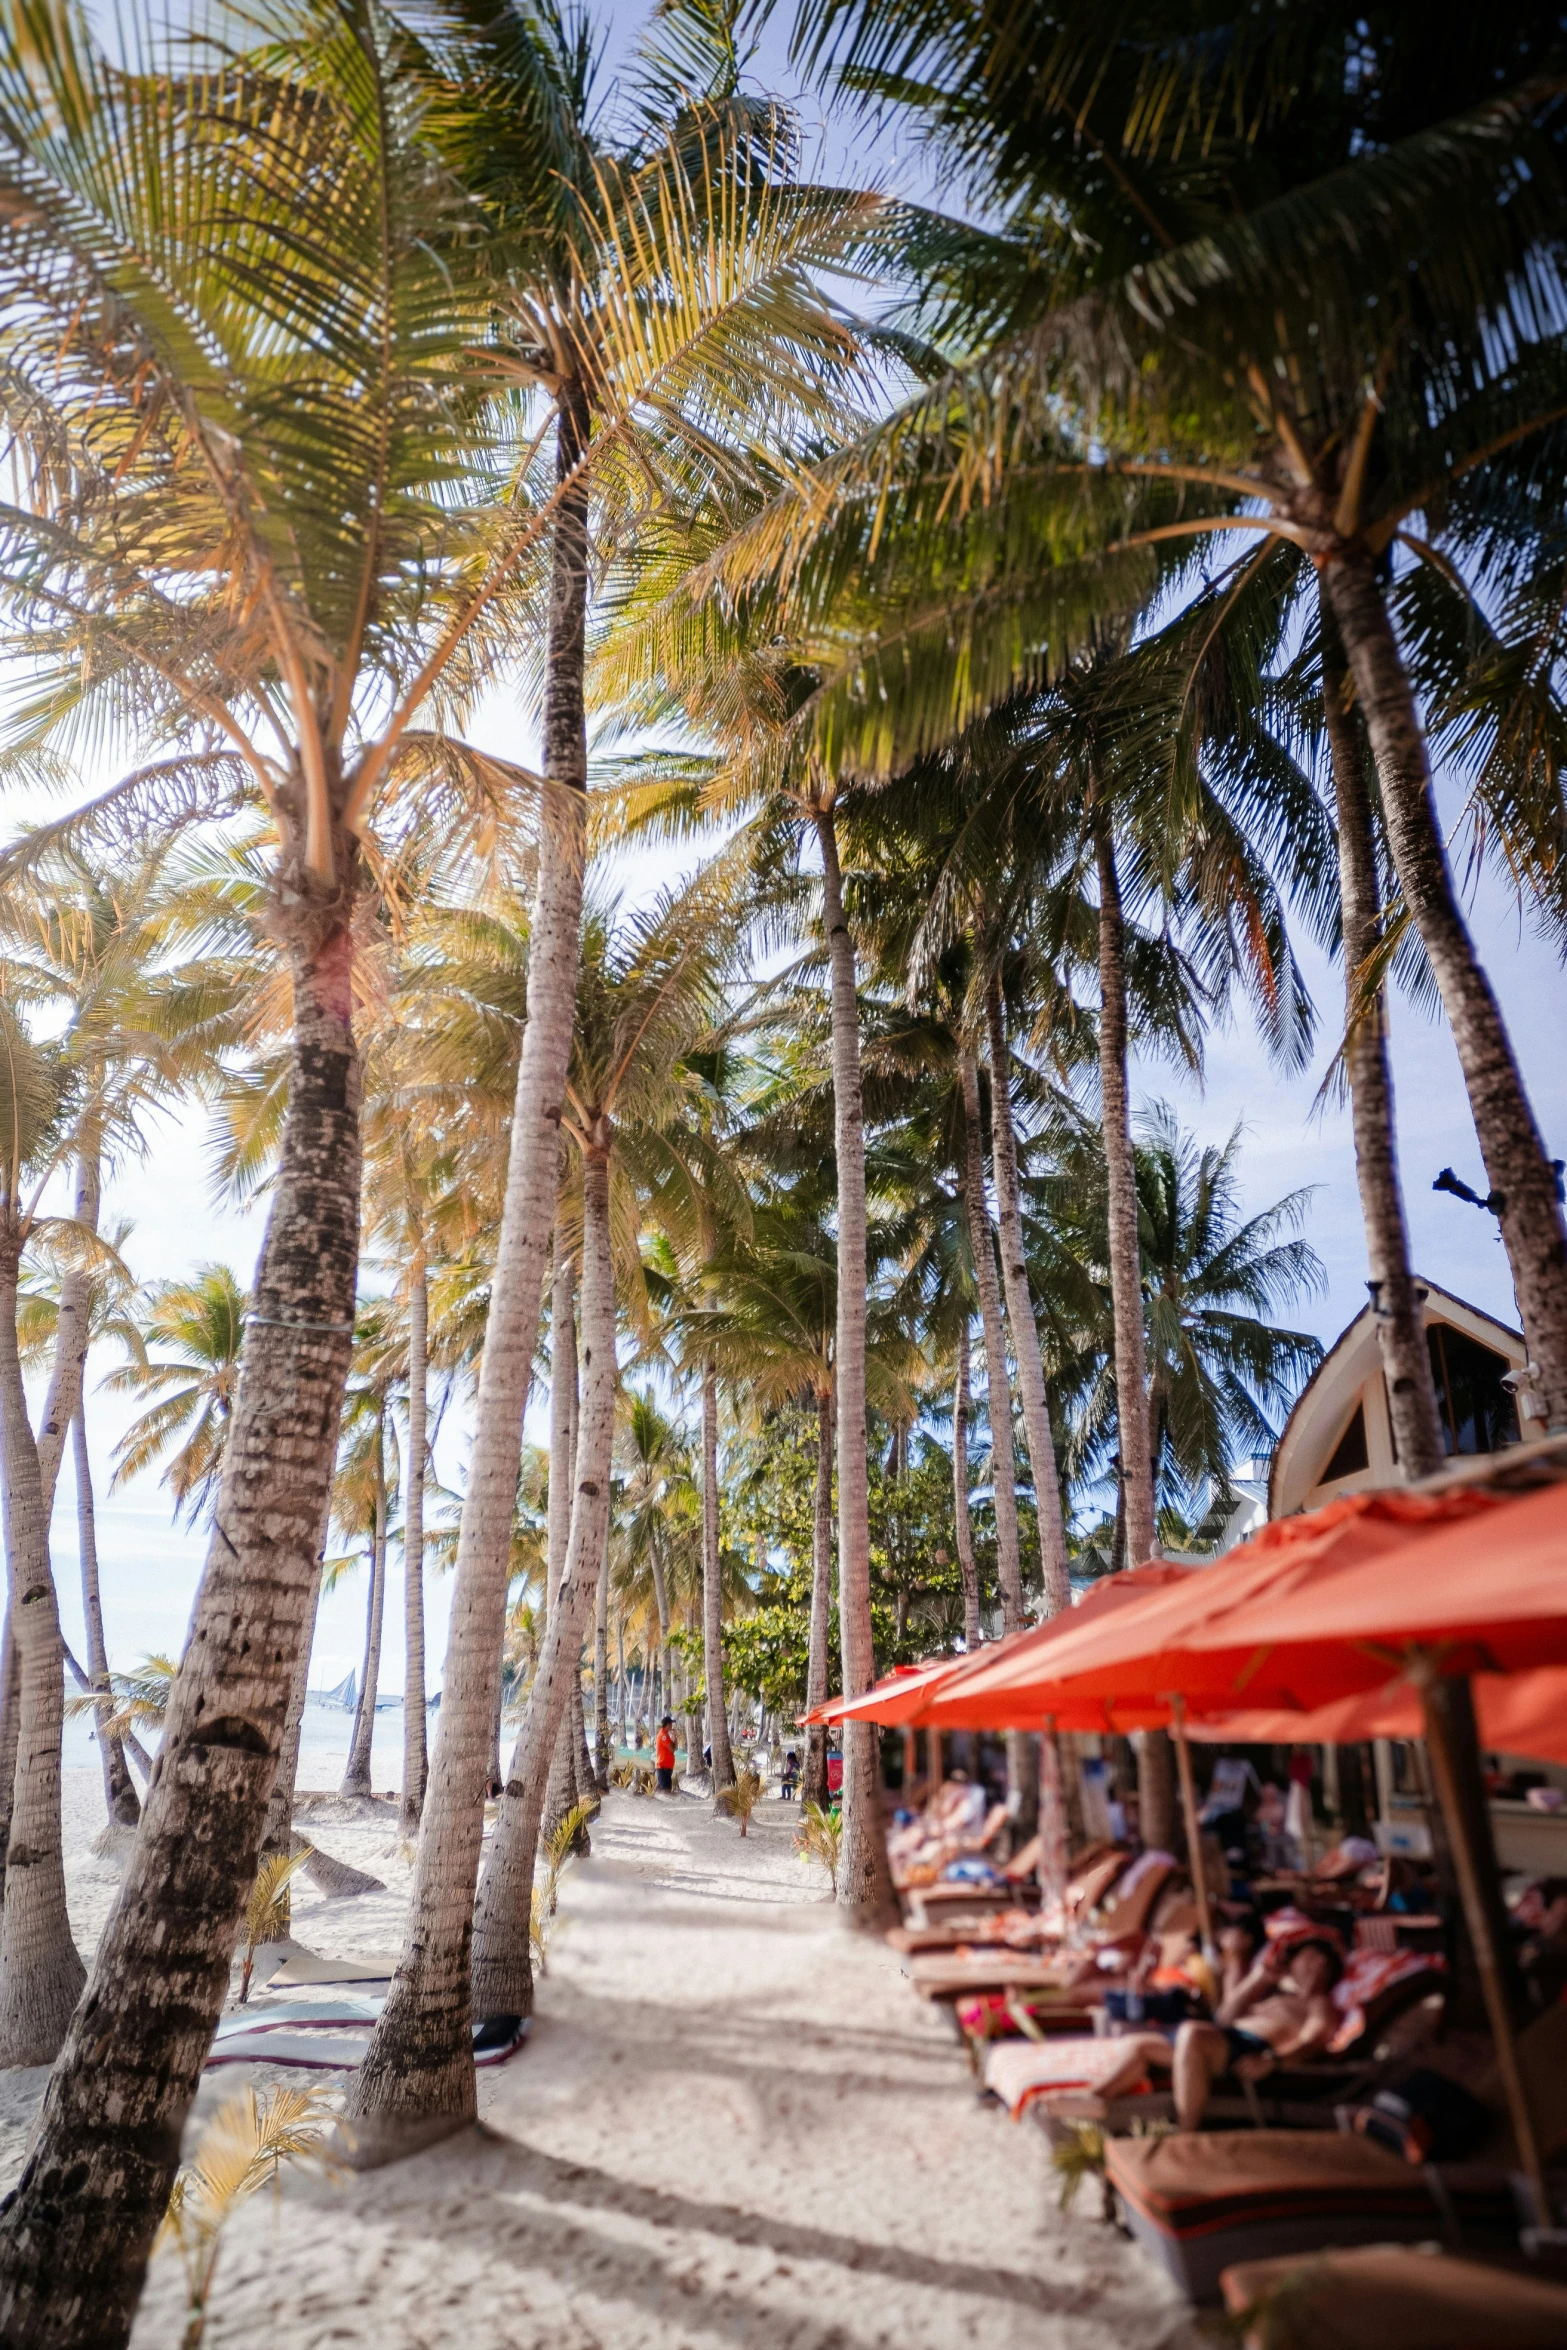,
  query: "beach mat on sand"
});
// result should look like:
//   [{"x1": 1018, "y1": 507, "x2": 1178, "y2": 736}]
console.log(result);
[
  {"x1": 206, "y1": 2017, "x2": 530, "y2": 2071},
  {"x1": 262, "y1": 1950, "x2": 402, "y2": 1988},
  {"x1": 214, "y1": 1997, "x2": 384, "y2": 2042}
]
